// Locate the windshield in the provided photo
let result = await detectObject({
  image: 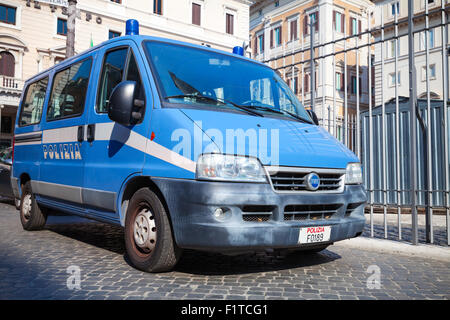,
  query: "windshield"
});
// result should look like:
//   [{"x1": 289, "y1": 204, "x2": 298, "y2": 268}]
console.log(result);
[{"x1": 144, "y1": 41, "x2": 312, "y2": 123}]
